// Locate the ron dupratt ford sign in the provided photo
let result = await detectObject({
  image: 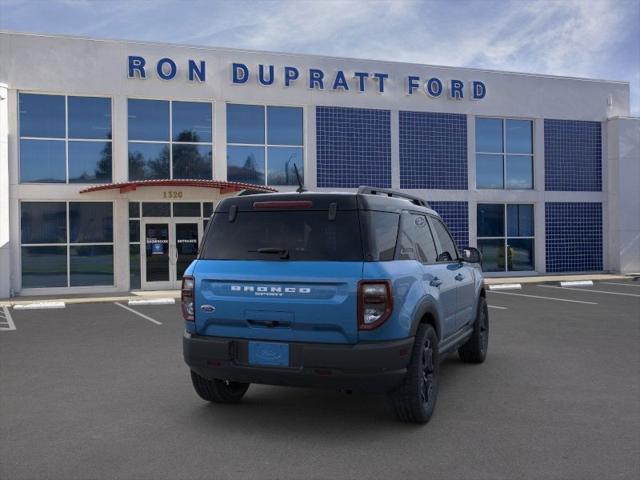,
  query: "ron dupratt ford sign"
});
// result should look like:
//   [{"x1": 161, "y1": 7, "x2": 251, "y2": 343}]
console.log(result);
[{"x1": 127, "y1": 55, "x2": 487, "y2": 100}]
